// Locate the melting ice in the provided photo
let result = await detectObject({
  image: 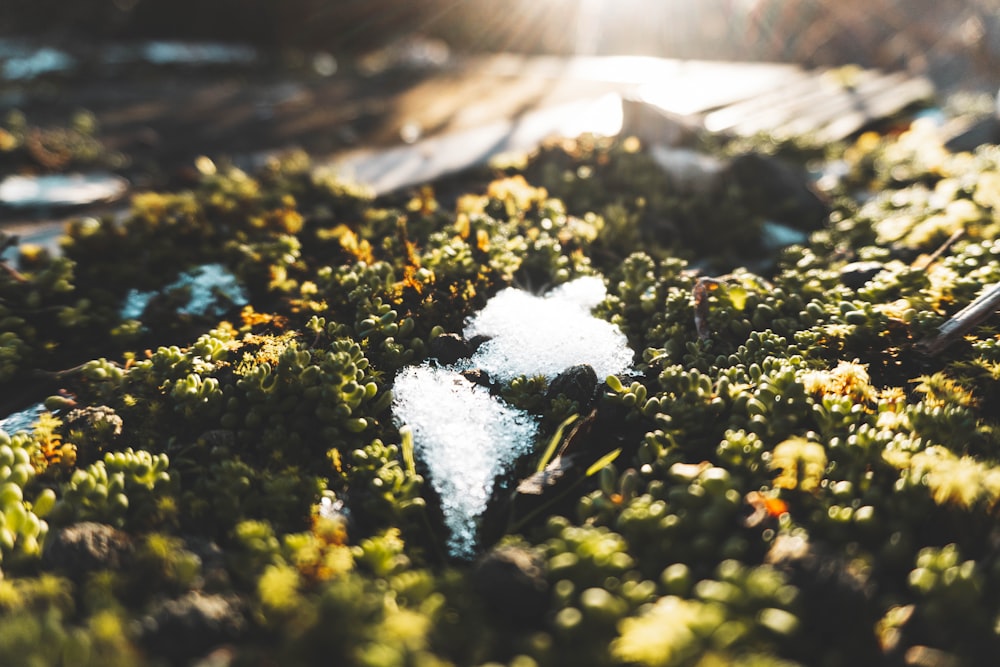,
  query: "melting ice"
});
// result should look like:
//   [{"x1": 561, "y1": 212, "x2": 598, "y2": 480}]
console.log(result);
[
  {"x1": 0, "y1": 402, "x2": 45, "y2": 436},
  {"x1": 121, "y1": 263, "x2": 249, "y2": 320},
  {"x1": 0, "y1": 41, "x2": 74, "y2": 80},
  {"x1": 0, "y1": 173, "x2": 128, "y2": 209},
  {"x1": 462, "y1": 275, "x2": 633, "y2": 382},
  {"x1": 392, "y1": 276, "x2": 634, "y2": 557},
  {"x1": 392, "y1": 366, "x2": 538, "y2": 559}
]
